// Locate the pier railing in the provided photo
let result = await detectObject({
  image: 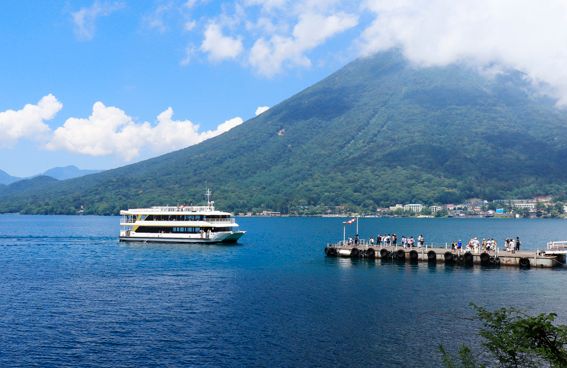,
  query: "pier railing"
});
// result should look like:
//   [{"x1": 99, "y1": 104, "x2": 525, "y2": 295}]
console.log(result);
[{"x1": 329, "y1": 239, "x2": 502, "y2": 254}]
